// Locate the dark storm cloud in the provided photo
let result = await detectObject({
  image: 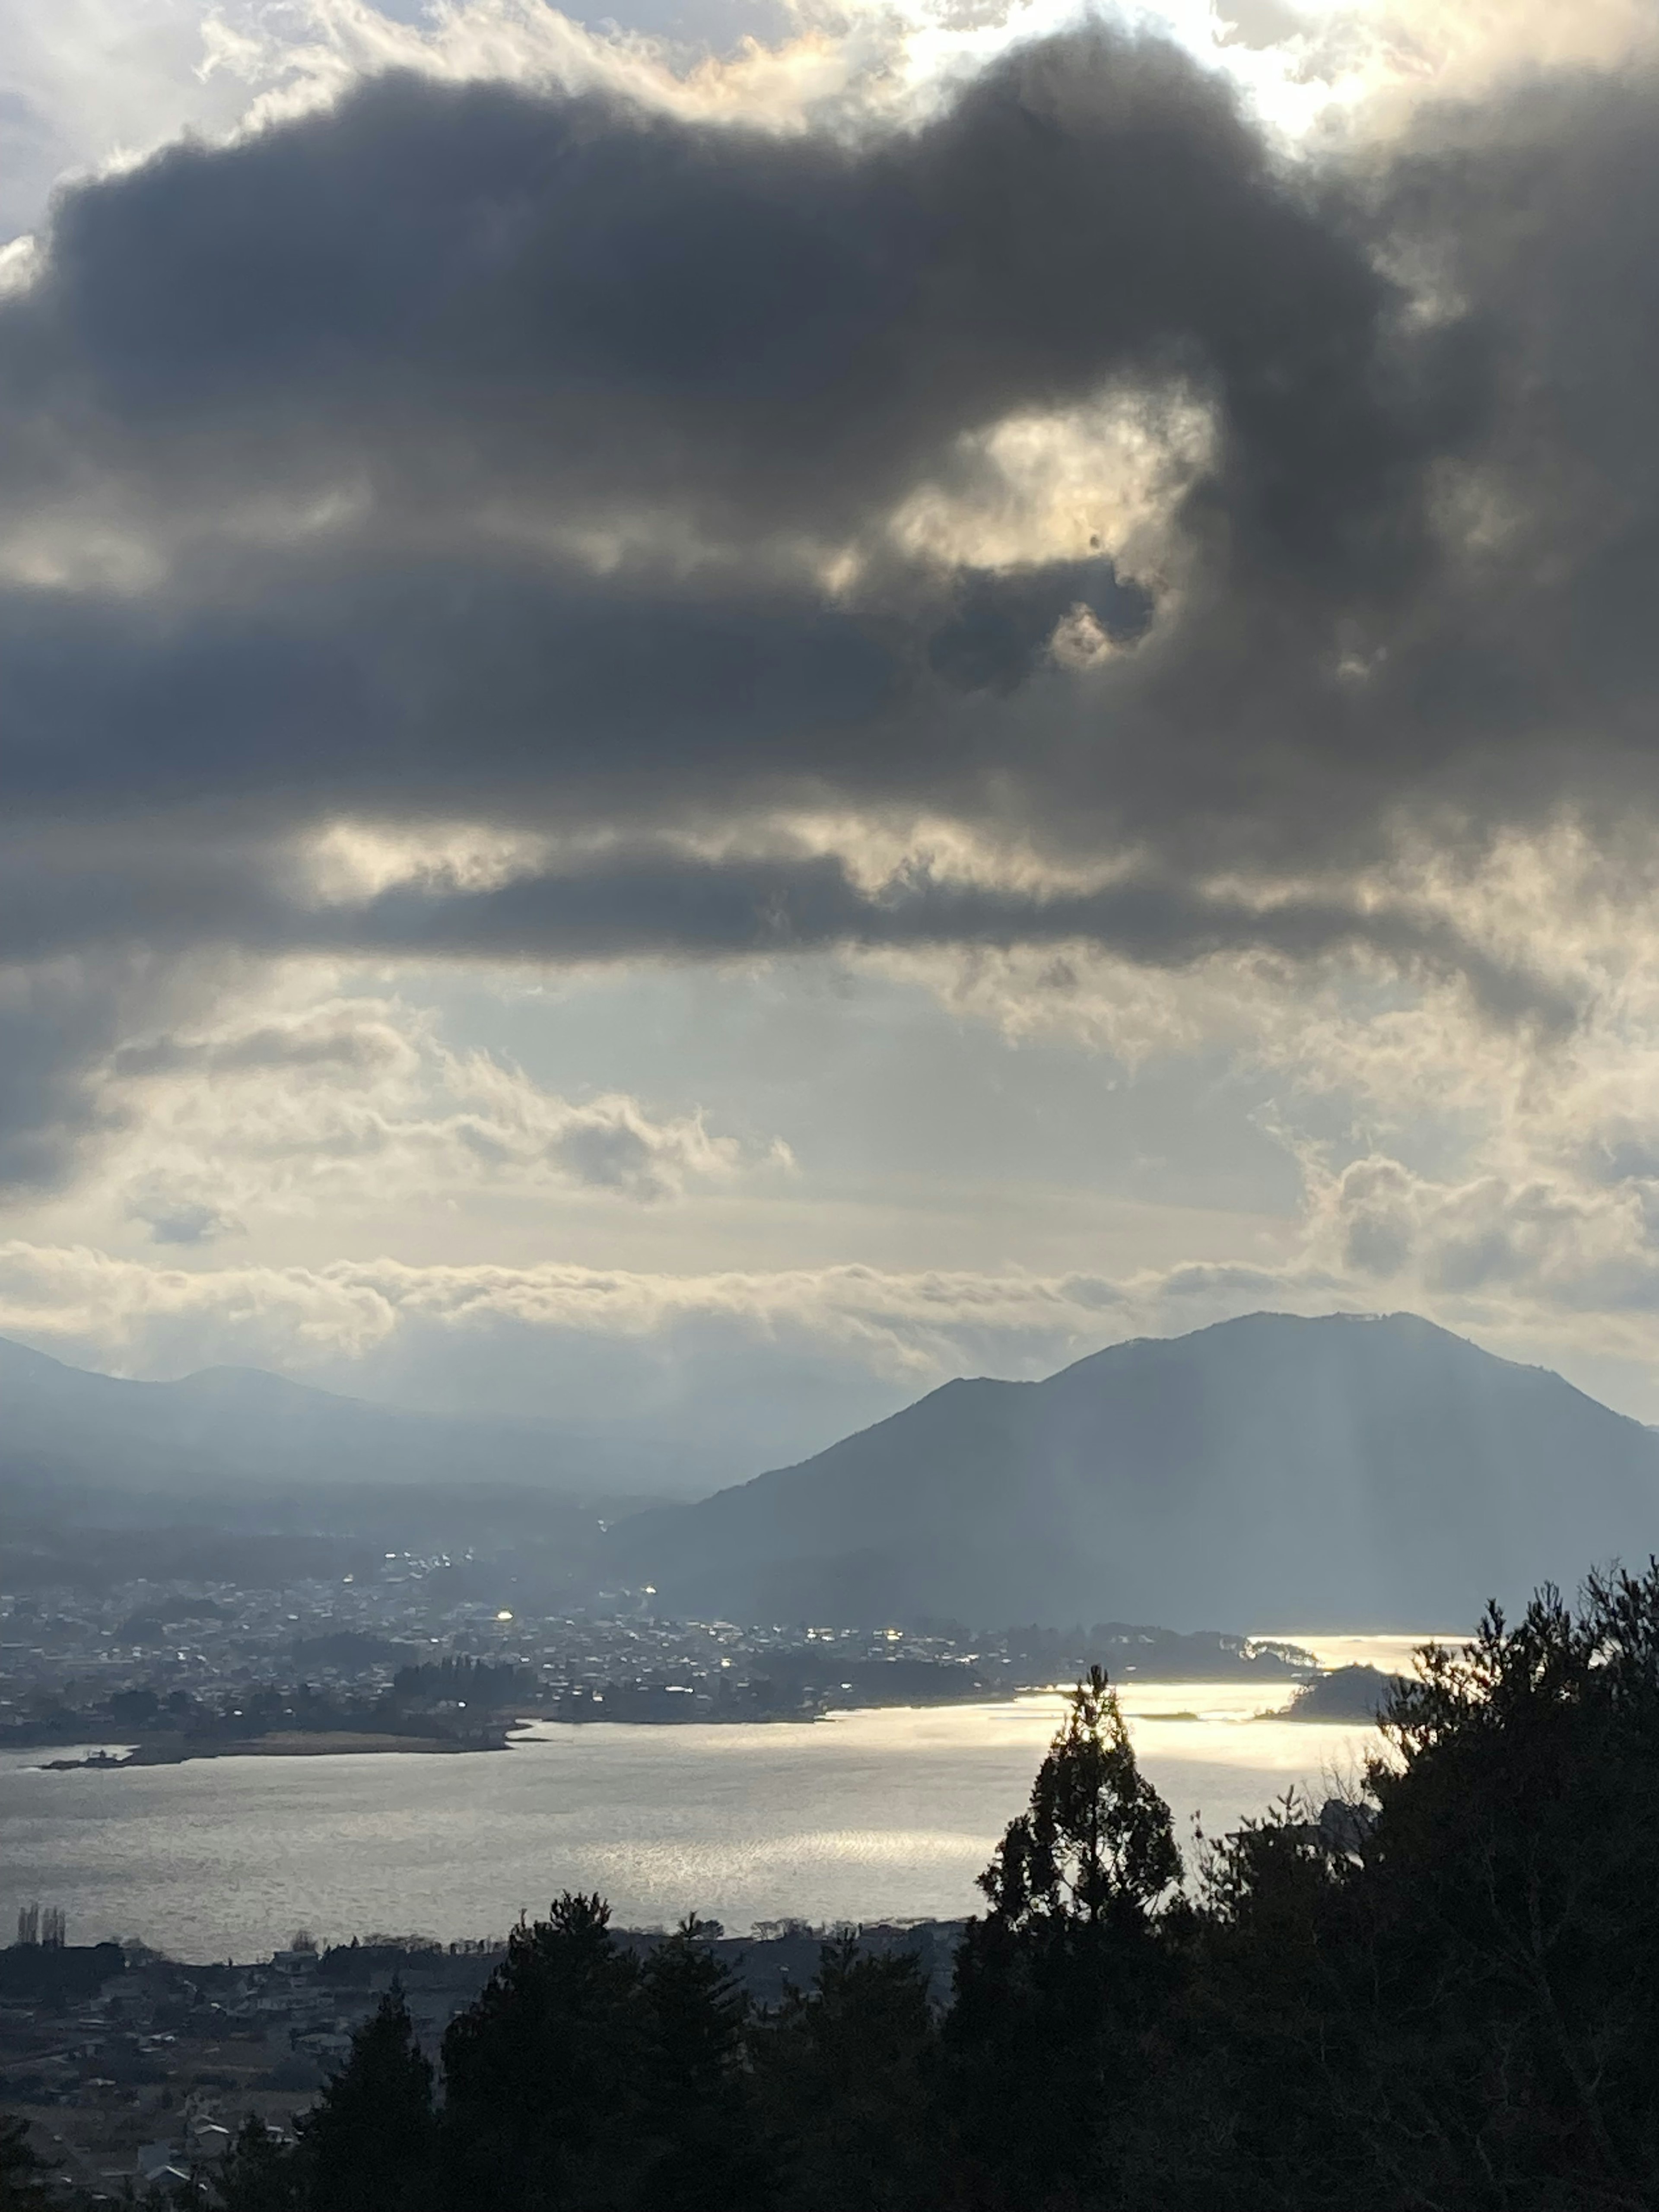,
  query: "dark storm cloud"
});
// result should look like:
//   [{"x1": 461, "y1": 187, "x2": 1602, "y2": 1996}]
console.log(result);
[
  {"x1": 0, "y1": 834, "x2": 1575, "y2": 1028},
  {"x1": 929, "y1": 557, "x2": 1154, "y2": 691},
  {"x1": 0, "y1": 559, "x2": 902, "y2": 814},
  {"x1": 3, "y1": 41, "x2": 1397, "y2": 553},
  {"x1": 332, "y1": 854, "x2": 1575, "y2": 1031},
  {"x1": 0, "y1": 961, "x2": 135, "y2": 1190},
  {"x1": 0, "y1": 33, "x2": 1462, "y2": 844},
  {"x1": 3, "y1": 30, "x2": 1659, "y2": 1179}
]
